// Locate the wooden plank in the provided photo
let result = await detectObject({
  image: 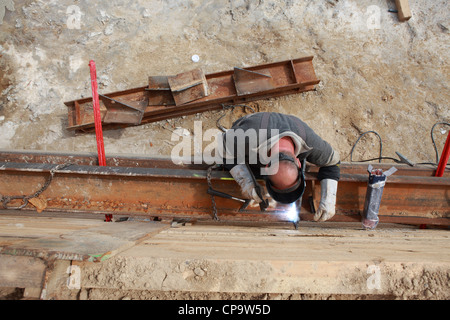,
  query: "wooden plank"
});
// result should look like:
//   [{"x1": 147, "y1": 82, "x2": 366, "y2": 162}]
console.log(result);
[
  {"x1": 395, "y1": 0, "x2": 412, "y2": 22},
  {"x1": 23, "y1": 287, "x2": 42, "y2": 299},
  {"x1": 73, "y1": 223, "x2": 450, "y2": 297},
  {"x1": 0, "y1": 255, "x2": 46, "y2": 288},
  {"x1": 0, "y1": 216, "x2": 106, "y2": 238},
  {"x1": 0, "y1": 216, "x2": 169, "y2": 262}
]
